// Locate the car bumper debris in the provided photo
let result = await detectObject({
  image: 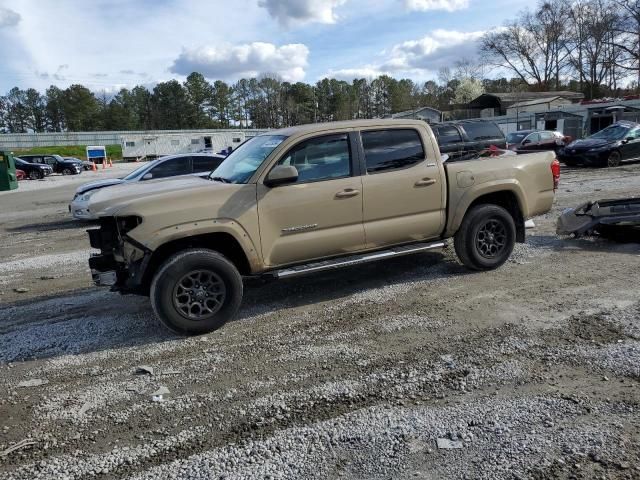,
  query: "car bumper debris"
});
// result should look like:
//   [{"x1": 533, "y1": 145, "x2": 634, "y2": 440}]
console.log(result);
[{"x1": 557, "y1": 198, "x2": 640, "y2": 239}]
